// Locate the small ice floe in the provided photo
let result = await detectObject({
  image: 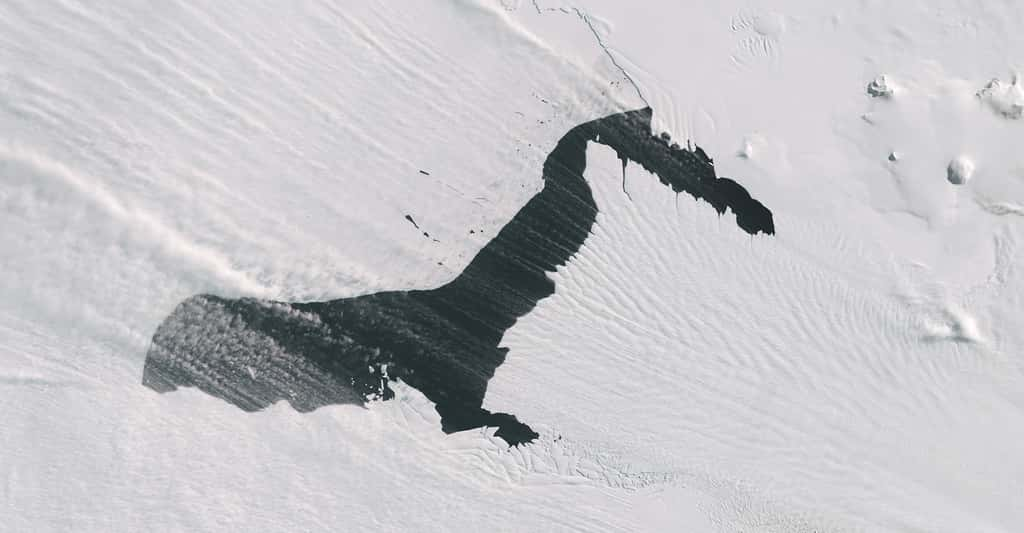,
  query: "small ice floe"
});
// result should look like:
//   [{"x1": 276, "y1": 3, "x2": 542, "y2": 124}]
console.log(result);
[
  {"x1": 922, "y1": 306, "x2": 982, "y2": 344},
  {"x1": 946, "y1": 155, "x2": 975, "y2": 185},
  {"x1": 976, "y1": 74, "x2": 1024, "y2": 119},
  {"x1": 867, "y1": 75, "x2": 896, "y2": 98}
]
